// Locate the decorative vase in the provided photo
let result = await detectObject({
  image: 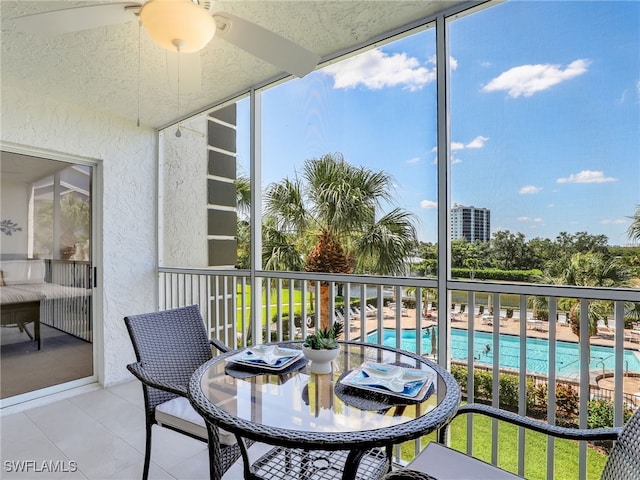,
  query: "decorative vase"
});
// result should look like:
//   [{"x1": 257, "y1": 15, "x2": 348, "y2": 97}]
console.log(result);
[{"x1": 302, "y1": 345, "x2": 341, "y2": 374}]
